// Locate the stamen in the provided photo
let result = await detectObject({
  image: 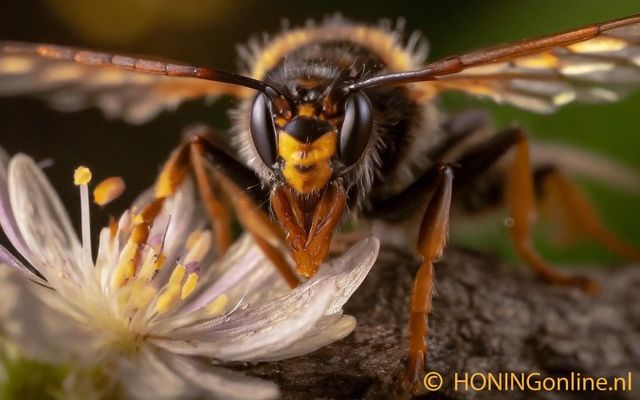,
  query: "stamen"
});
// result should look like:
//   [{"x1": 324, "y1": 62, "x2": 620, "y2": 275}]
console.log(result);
[
  {"x1": 111, "y1": 241, "x2": 137, "y2": 288},
  {"x1": 137, "y1": 250, "x2": 165, "y2": 281},
  {"x1": 184, "y1": 261, "x2": 200, "y2": 275},
  {"x1": 93, "y1": 176, "x2": 126, "y2": 206},
  {"x1": 186, "y1": 230, "x2": 201, "y2": 250},
  {"x1": 155, "y1": 264, "x2": 187, "y2": 314},
  {"x1": 206, "y1": 295, "x2": 229, "y2": 316},
  {"x1": 130, "y1": 223, "x2": 150, "y2": 244},
  {"x1": 73, "y1": 166, "x2": 92, "y2": 185},
  {"x1": 184, "y1": 230, "x2": 212, "y2": 265},
  {"x1": 169, "y1": 264, "x2": 186, "y2": 286},
  {"x1": 156, "y1": 284, "x2": 181, "y2": 314},
  {"x1": 74, "y1": 166, "x2": 93, "y2": 270},
  {"x1": 180, "y1": 273, "x2": 199, "y2": 299}
]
